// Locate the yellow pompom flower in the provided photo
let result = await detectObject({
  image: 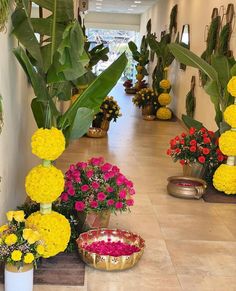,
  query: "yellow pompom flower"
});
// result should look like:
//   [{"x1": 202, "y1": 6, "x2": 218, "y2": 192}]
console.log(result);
[
  {"x1": 24, "y1": 253, "x2": 35, "y2": 264},
  {"x1": 25, "y1": 165, "x2": 64, "y2": 203},
  {"x1": 224, "y1": 104, "x2": 236, "y2": 127},
  {"x1": 219, "y1": 131, "x2": 236, "y2": 156},
  {"x1": 11, "y1": 250, "x2": 22, "y2": 262},
  {"x1": 36, "y1": 245, "x2": 45, "y2": 255},
  {"x1": 227, "y1": 76, "x2": 236, "y2": 97},
  {"x1": 26, "y1": 211, "x2": 71, "y2": 258},
  {"x1": 159, "y1": 79, "x2": 171, "y2": 90},
  {"x1": 158, "y1": 93, "x2": 172, "y2": 106},
  {"x1": 156, "y1": 107, "x2": 172, "y2": 120},
  {"x1": 23, "y1": 228, "x2": 40, "y2": 244},
  {"x1": 31, "y1": 127, "x2": 65, "y2": 160},
  {"x1": 5, "y1": 234, "x2": 17, "y2": 246},
  {"x1": 213, "y1": 164, "x2": 236, "y2": 194},
  {"x1": 0, "y1": 225, "x2": 8, "y2": 233}
]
